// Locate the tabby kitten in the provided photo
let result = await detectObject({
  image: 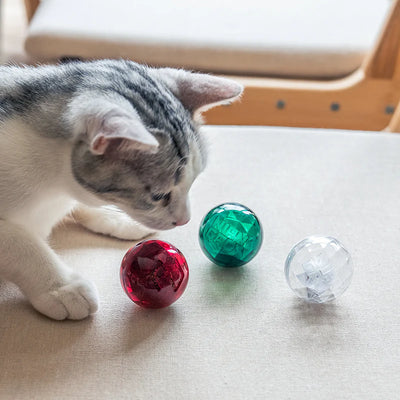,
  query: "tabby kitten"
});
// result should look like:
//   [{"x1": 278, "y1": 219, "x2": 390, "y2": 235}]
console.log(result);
[{"x1": 0, "y1": 60, "x2": 242, "y2": 320}]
